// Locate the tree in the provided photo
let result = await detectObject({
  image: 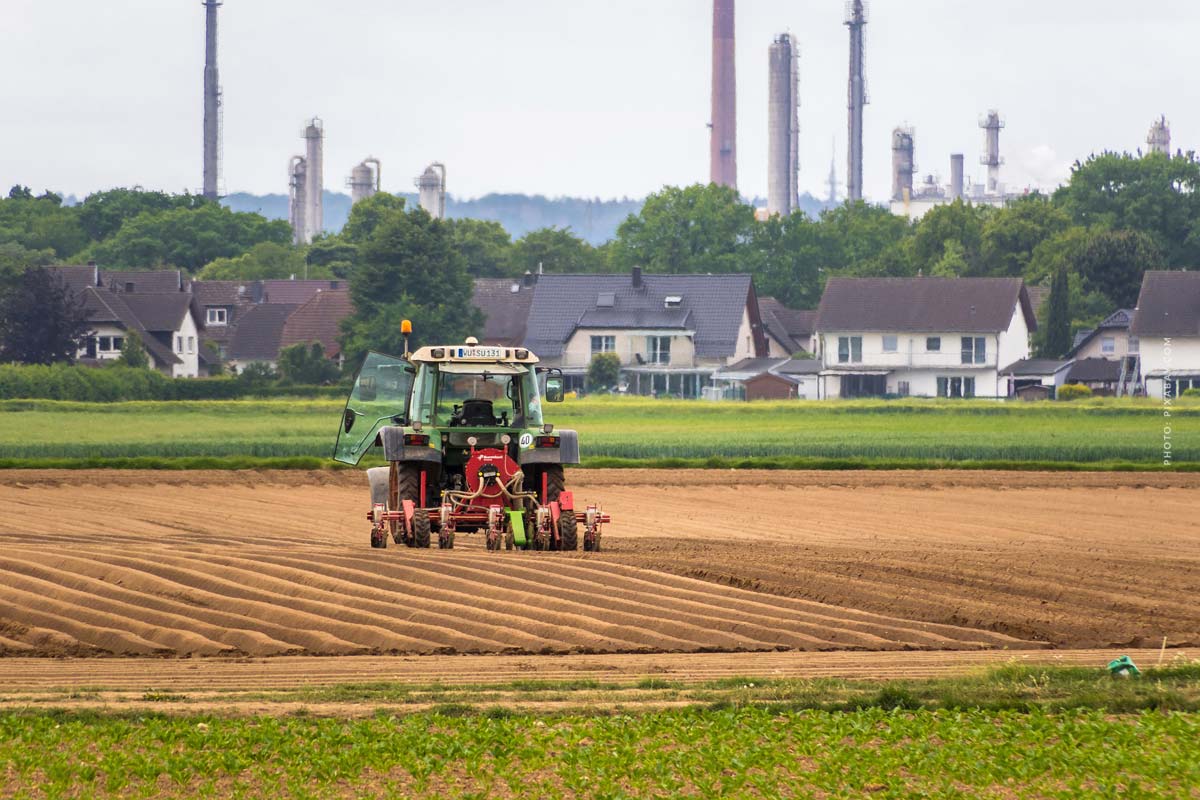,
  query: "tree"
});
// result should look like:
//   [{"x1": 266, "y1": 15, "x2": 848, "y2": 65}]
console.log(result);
[
  {"x1": 84, "y1": 204, "x2": 291, "y2": 272},
  {"x1": 745, "y1": 213, "x2": 824, "y2": 308},
  {"x1": 76, "y1": 188, "x2": 209, "y2": 242},
  {"x1": 610, "y1": 184, "x2": 754, "y2": 274},
  {"x1": 339, "y1": 203, "x2": 482, "y2": 361},
  {"x1": 277, "y1": 342, "x2": 339, "y2": 385},
  {"x1": 0, "y1": 242, "x2": 55, "y2": 288},
  {"x1": 1070, "y1": 229, "x2": 1165, "y2": 309},
  {"x1": 811, "y1": 202, "x2": 914, "y2": 276},
  {"x1": 117, "y1": 330, "x2": 150, "y2": 369},
  {"x1": 979, "y1": 194, "x2": 1072, "y2": 278},
  {"x1": 930, "y1": 240, "x2": 970, "y2": 277},
  {"x1": 198, "y1": 241, "x2": 325, "y2": 281},
  {"x1": 0, "y1": 268, "x2": 90, "y2": 365},
  {"x1": 306, "y1": 237, "x2": 358, "y2": 280},
  {"x1": 1041, "y1": 266, "x2": 1072, "y2": 358},
  {"x1": 1055, "y1": 152, "x2": 1200, "y2": 267},
  {"x1": 446, "y1": 218, "x2": 514, "y2": 277},
  {"x1": 587, "y1": 352, "x2": 621, "y2": 391},
  {"x1": 910, "y1": 199, "x2": 990, "y2": 276},
  {"x1": 508, "y1": 226, "x2": 603, "y2": 274},
  {"x1": 0, "y1": 190, "x2": 89, "y2": 258}
]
